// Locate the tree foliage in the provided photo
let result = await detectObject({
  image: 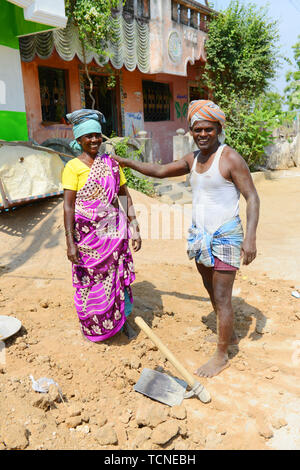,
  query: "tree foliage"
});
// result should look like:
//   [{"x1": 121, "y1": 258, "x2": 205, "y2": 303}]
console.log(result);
[
  {"x1": 113, "y1": 137, "x2": 155, "y2": 196},
  {"x1": 285, "y1": 36, "x2": 300, "y2": 111},
  {"x1": 225, "y1": 92, "x2": 293, "y2": 169},
  {"x1": 65, "y1": 0, "x2": 121, "y2": 58},
  {"x1": 204, "y1": 0, "x2": 279, "y2": 102},
  {"x1": 65, "y1": 1, "x2": 123, "y2": 108},
  {"x1": 203, "y1": 0, "x2": 281, "y2": 168}
]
